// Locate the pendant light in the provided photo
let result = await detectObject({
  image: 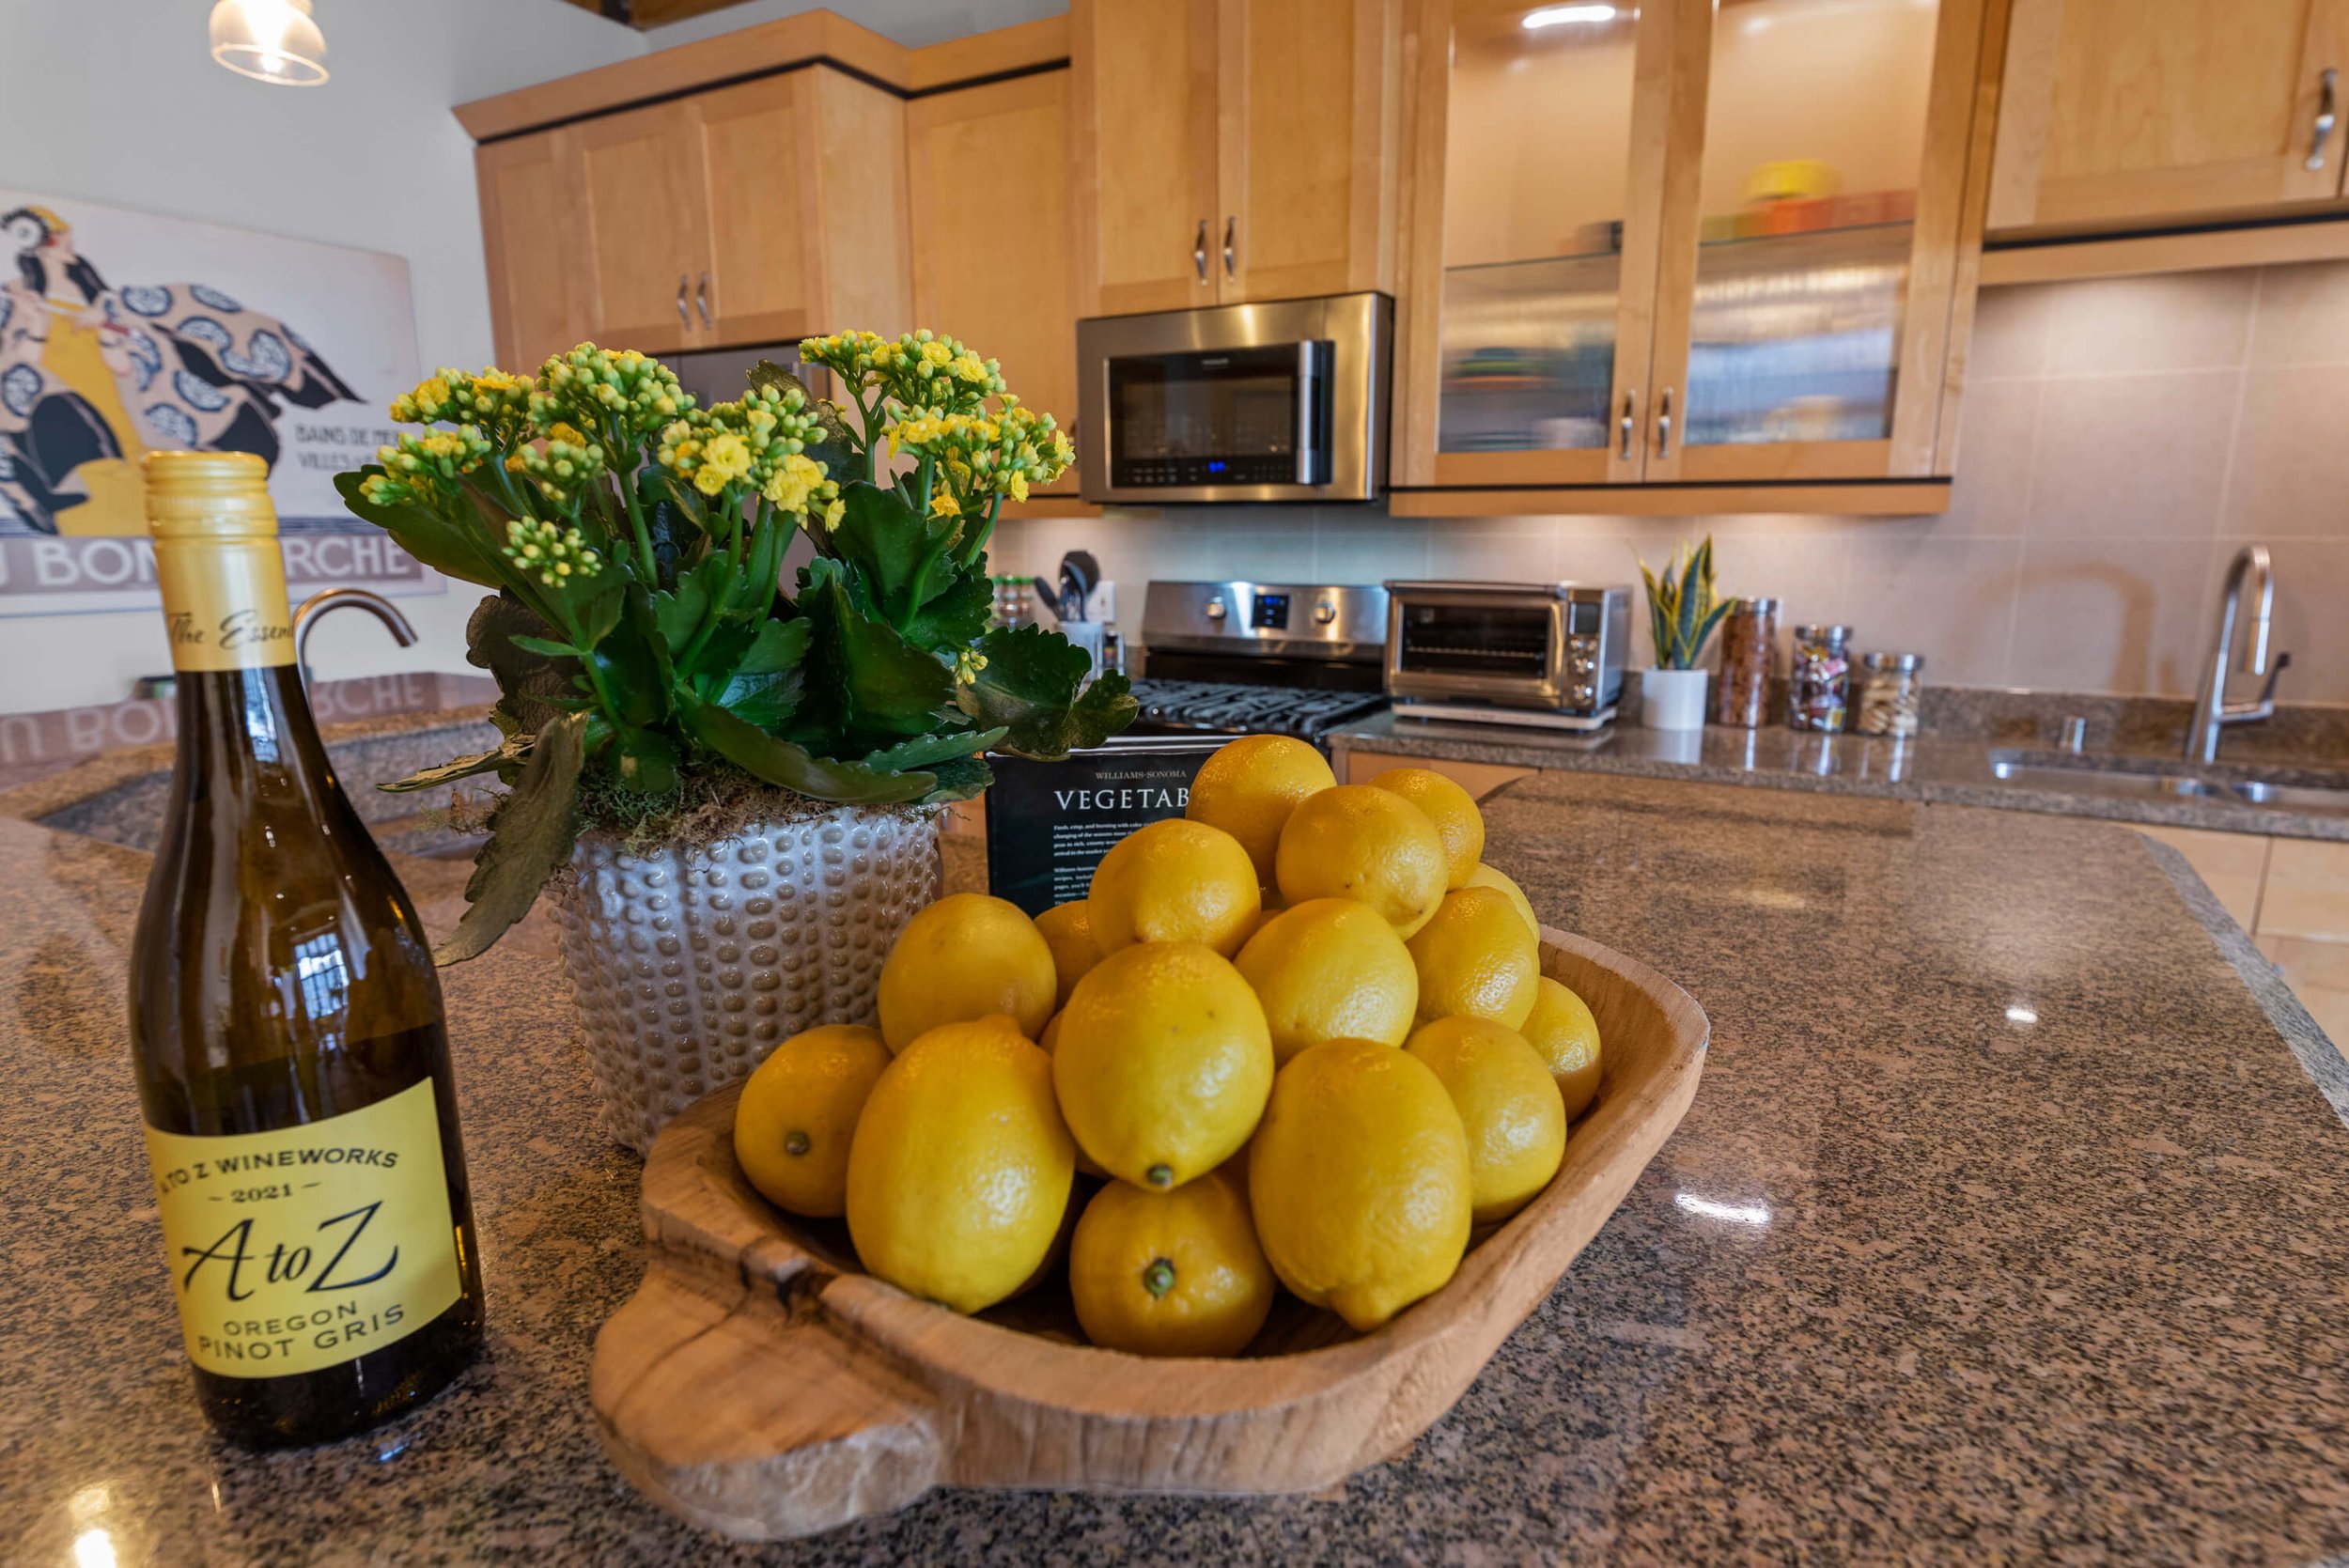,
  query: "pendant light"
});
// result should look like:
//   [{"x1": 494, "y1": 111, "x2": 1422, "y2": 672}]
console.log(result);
[{"x1": 210, "y1": 0, "x2": 330, "y2": 86}]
